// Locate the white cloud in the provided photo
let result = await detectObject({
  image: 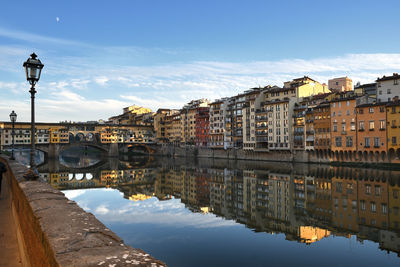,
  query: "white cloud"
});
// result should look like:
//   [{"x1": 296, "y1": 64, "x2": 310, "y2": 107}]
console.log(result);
[
  {"x1": 63, "y1": 189, "x2": 86, "y2": 199},
  {"x1": 94, "y1": 77, "x2": 109, "y2": 86},
  {"x1": 0, "y1": 27, "x2": 90, "y2": 47},
  {"x1": 95, "y1": 204, "x2": 110, "y2": 215},
  {"x1": 2, "y1": 49, "x2": 400, "y2": 122}
]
